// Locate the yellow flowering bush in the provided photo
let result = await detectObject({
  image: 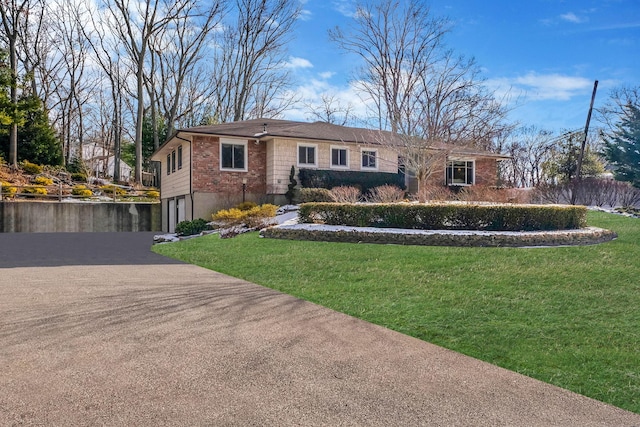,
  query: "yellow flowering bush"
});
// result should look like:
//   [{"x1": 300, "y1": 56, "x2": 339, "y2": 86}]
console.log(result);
[
  {"x1": 33, "y1": 176, "x2": 53, "y2": 186},
  {"x1": 72, "y1": 185, "x2": 93, "y2": 197}
]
